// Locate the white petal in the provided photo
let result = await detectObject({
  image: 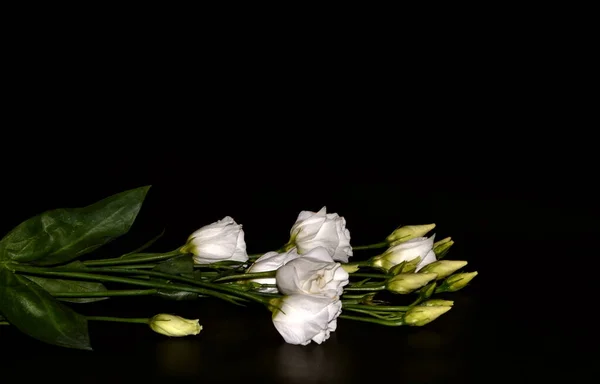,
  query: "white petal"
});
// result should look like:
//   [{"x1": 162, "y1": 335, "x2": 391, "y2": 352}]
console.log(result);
[{"x1": 416, "y1": 250, "x2": 437, "y2": 272}]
